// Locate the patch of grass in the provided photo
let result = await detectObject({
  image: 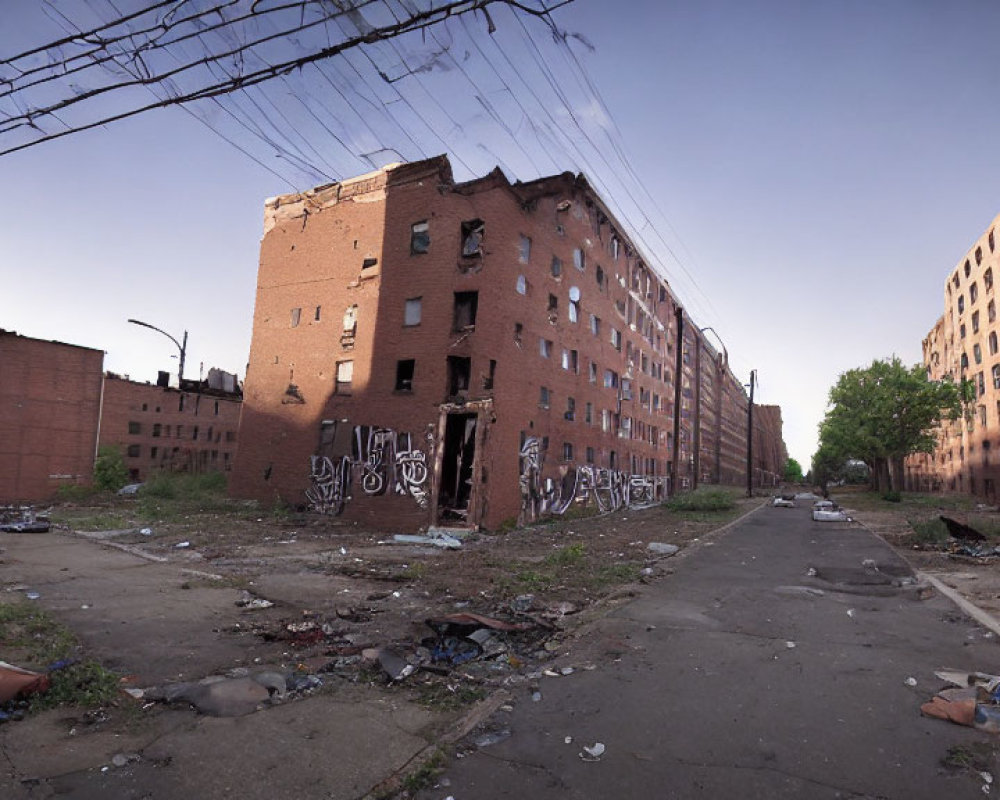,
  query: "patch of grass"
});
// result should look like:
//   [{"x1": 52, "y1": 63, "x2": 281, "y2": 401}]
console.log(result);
[
  {"x1": 544, "y1": 542, "x2": 586, "y2": 567},
  {"x1": 592, "y1": 562, "x2": 640, "y2": 588},
  {"x1": 881, "y1": 491, "x2": 902, "y2": 503},
  {"x1": 55, "y1": 483, "x2": 101, "y2": 503},
  {"x1": 910, "y1": 517, "x2": 949, "y2": 545},
  {"x1": 413, "y1": 682, "x2": 486, "y2": 711},
  {"x1": 0, "y1": 600, "x2": 120, "y2": 710},
  {"x1": 666, "y1": 488, "x2": 737, "y2": 513}
]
